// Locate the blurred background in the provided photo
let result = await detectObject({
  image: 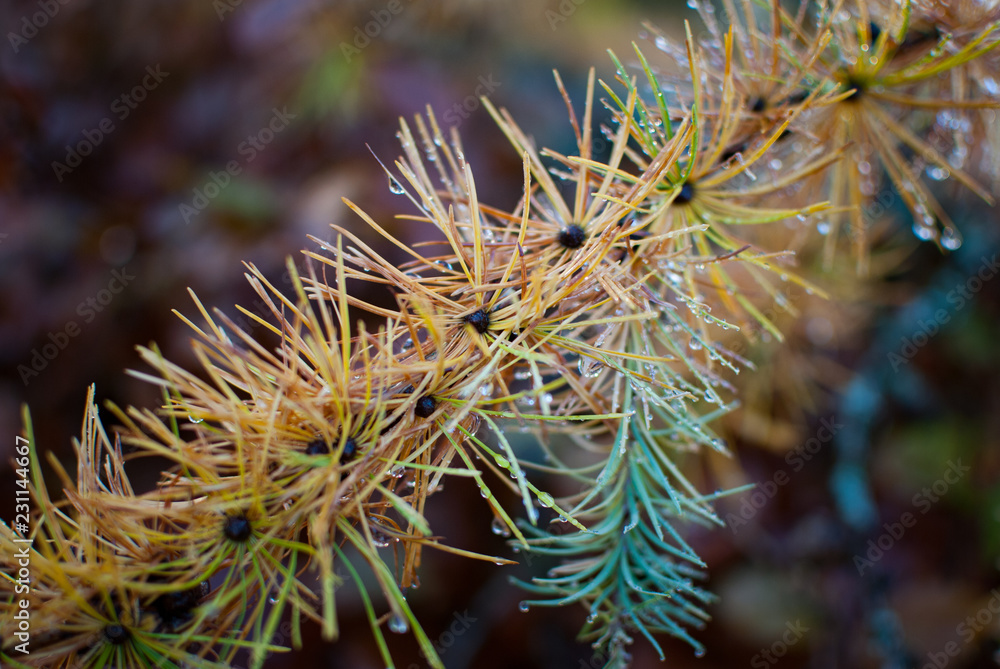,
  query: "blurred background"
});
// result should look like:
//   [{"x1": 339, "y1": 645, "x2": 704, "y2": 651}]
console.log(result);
[{"x1": 1, "y1": 0, "x2": 998, "y2": 667}]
